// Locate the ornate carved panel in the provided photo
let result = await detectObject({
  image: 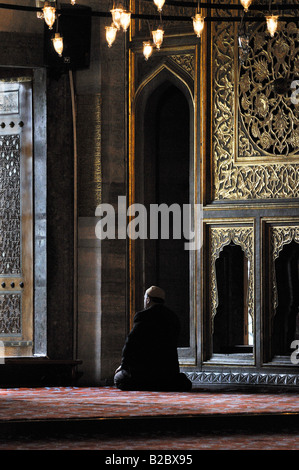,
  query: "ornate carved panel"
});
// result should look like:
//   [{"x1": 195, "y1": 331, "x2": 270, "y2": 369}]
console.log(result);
[
  {"x1": 0, "y1": 79, "x2": 33, "y2": 355},
  {"x1": 211, "y1": 0, "x2": 299, "y2": 200},
  {"x1": 169, "y1": 54, "x2": 195, "y2": 79},
  {"x1": 209, "y1": 224, "x2": 254, "y2": 332},
  {"x1": 0, "y1": 134, "x2": 21, "y2": 275},
  {"x1": 239, "y1": 22, "x2": 299, "y2": 160},
  {"x1": 0, "y1": 90, "x2": 19, "y2": 114},
  {"x1": 0, "y1": 293, "x2": 21, "y2": 335}
]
